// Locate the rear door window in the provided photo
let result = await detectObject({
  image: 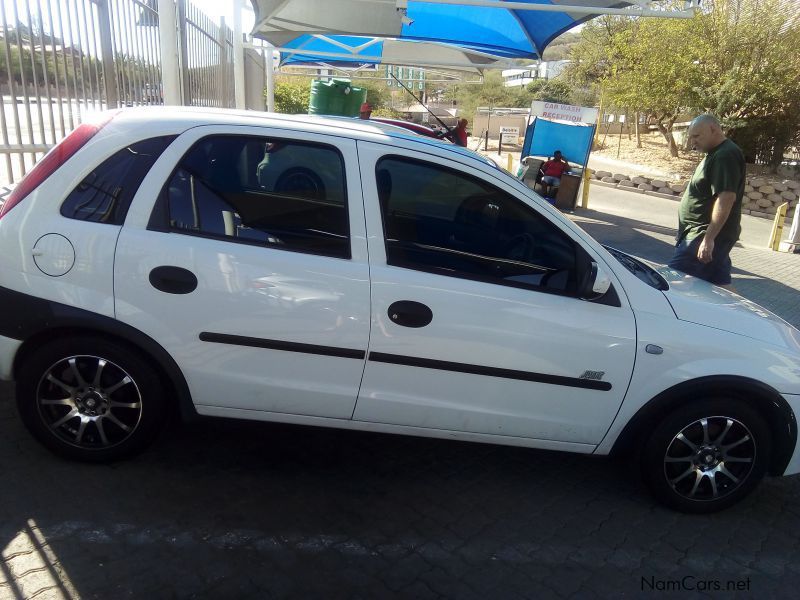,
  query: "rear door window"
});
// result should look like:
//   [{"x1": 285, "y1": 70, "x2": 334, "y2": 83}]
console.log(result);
[{"x1": 162, "y1": 135, "x2": 350, "y2": 258}]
